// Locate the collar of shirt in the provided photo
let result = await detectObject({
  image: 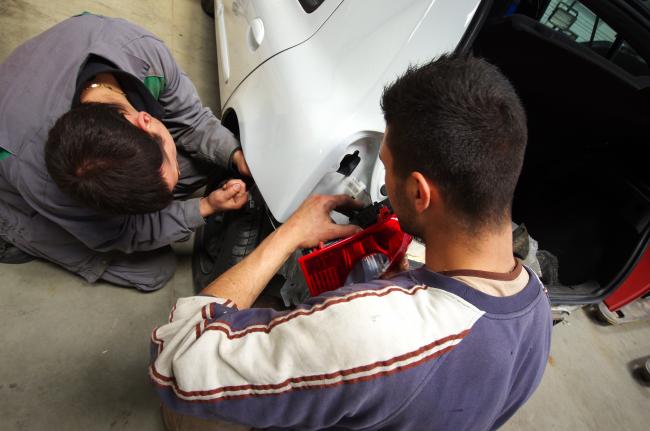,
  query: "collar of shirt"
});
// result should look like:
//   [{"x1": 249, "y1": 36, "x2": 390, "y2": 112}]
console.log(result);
[
  {"x1": 72, "y1": 54, "x2": 165, "y2": 120},
  {"x1": 409, "y1": 265, "x2": 545, "y2": 316}
]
